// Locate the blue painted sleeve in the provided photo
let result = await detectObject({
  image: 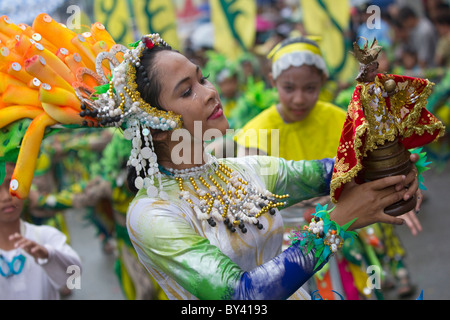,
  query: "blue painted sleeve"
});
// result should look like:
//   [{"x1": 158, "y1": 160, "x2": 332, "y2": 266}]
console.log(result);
[{"x1": 231, "y1": 242, "x2": 320, "y2": 299}]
